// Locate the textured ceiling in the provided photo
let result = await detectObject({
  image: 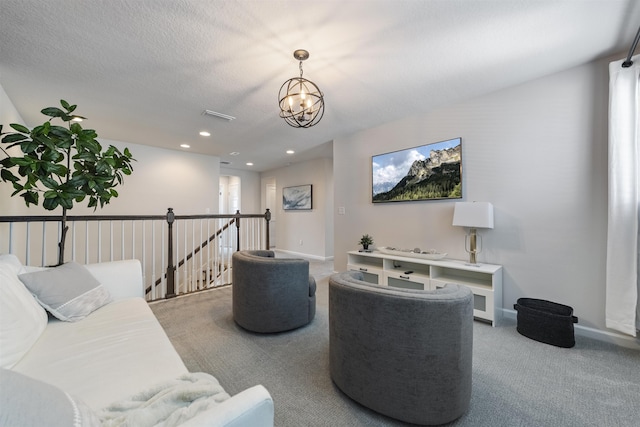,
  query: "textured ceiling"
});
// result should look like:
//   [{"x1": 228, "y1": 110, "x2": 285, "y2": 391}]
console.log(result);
[{"x1": 1, "y1": 0, "x2": 639, "y2": 172}]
